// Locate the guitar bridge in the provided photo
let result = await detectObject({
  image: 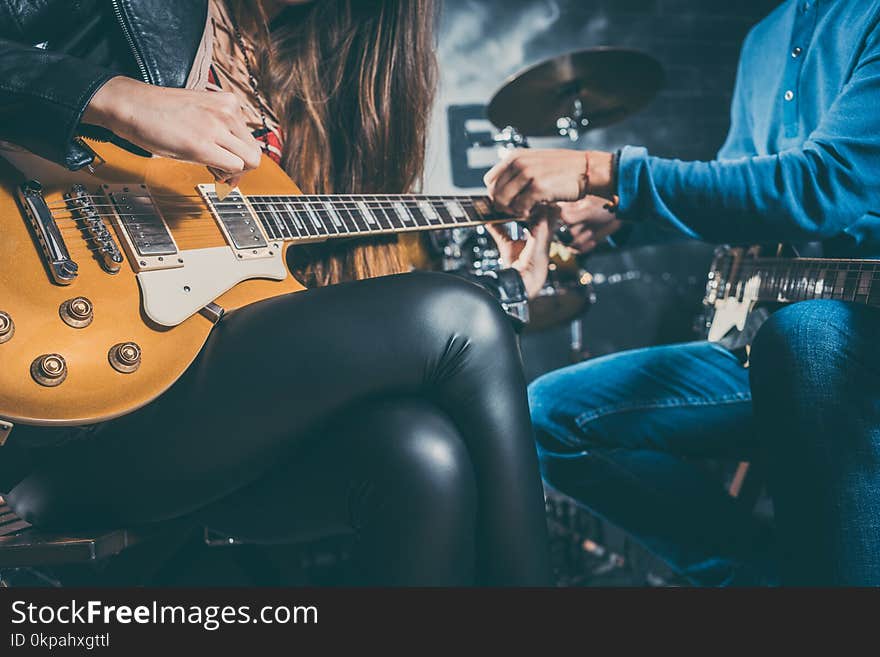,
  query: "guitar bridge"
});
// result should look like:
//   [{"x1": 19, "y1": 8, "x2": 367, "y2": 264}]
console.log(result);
[{"x1": 65, "y1": 184, "x2": 124, "y2": 274}]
